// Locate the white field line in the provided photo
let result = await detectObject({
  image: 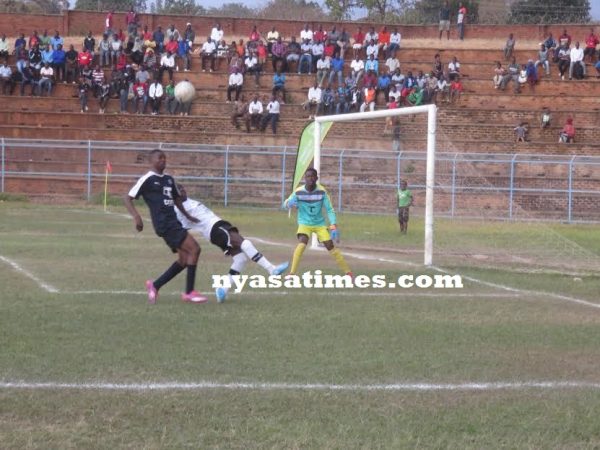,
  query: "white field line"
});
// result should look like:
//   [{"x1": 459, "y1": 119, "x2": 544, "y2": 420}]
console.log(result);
[
  {"x1": 2, "y1": 380, "x2": 600, "y2": 392},
  {"x1": 0, "y1": 255, "x2": 59, "y2": 293},
  {"x1": 64, "y1": 290, "x2": 521, "y2": 299}
]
